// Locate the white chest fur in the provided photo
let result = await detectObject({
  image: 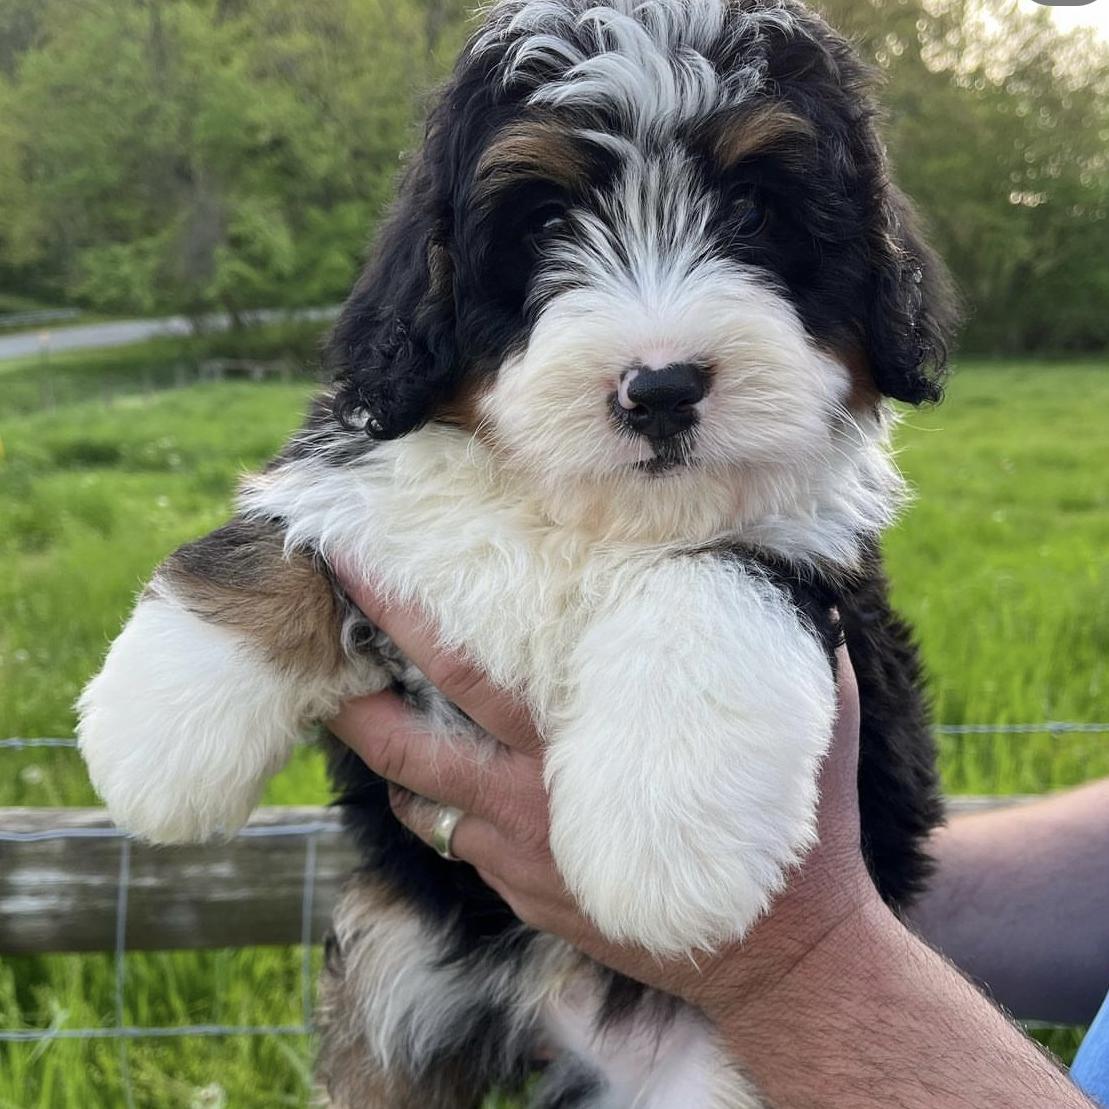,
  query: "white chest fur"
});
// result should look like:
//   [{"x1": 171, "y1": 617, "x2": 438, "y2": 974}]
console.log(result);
[{"x1": 240, "y1": 428, "x2": 839, "y2": 953}]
